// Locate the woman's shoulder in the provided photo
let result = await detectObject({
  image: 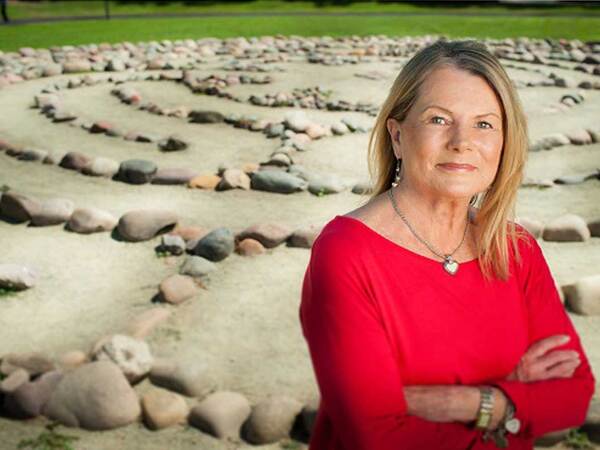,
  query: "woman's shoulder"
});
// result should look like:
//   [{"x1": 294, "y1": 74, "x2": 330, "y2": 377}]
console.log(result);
[{"x1": 313, "y1": 215, "x2": 369, "y2": 255}]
